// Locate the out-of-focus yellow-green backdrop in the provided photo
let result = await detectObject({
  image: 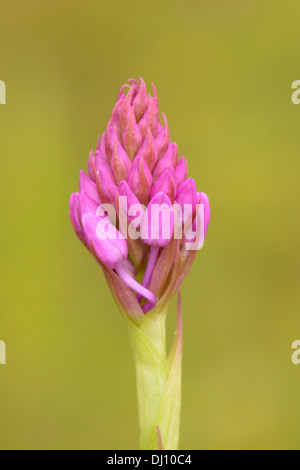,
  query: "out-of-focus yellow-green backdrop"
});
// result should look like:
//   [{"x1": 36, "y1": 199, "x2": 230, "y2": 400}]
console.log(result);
[{"x1": 0, "y1": 0, "x2": 300, "y2": 450}]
